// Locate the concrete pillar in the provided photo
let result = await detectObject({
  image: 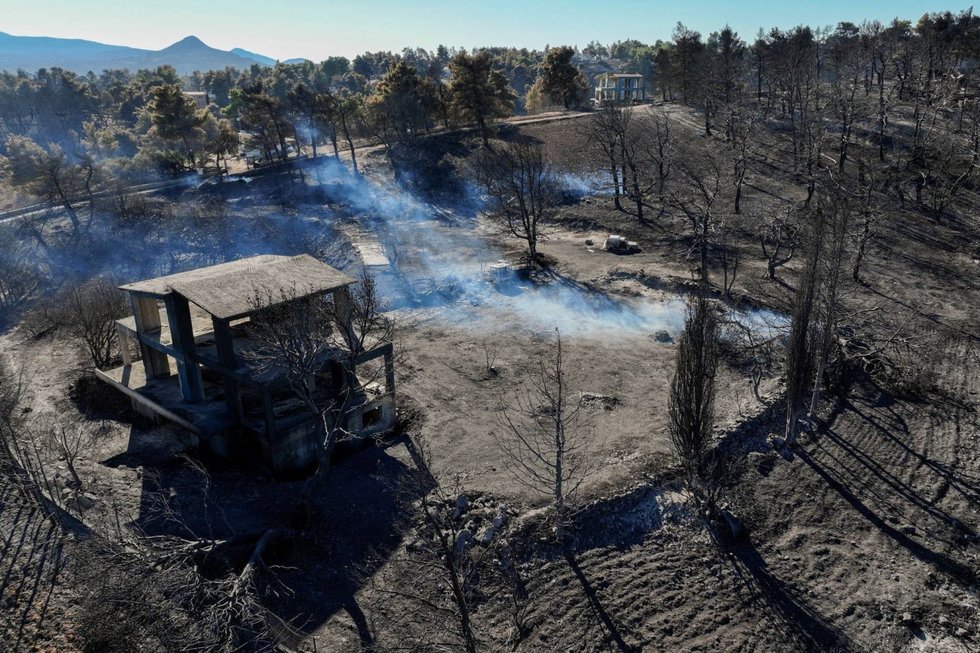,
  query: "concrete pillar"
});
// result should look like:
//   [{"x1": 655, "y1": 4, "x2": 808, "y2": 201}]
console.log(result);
[
  {"x1": 384, "y1": 345, "x2": 395, "y2": 395},
  {"x1": 115, "y1": 322, "x2": 133, "y2": 366},
  {"x1": 132, "y1": 295, "x2": 170, "y2": 379},
  {"x1": 332, "y1": 286, "x2": 356, "y2": 349},
  {"x1": 262, "y1": 391, "x2": 276, "y2": 440},
  {"x1": 212, "y1": 317, "x2": 242, "y2": 421},
  {"x1": 165, "y1": 295, "x2": 205, "y2": 403}
]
